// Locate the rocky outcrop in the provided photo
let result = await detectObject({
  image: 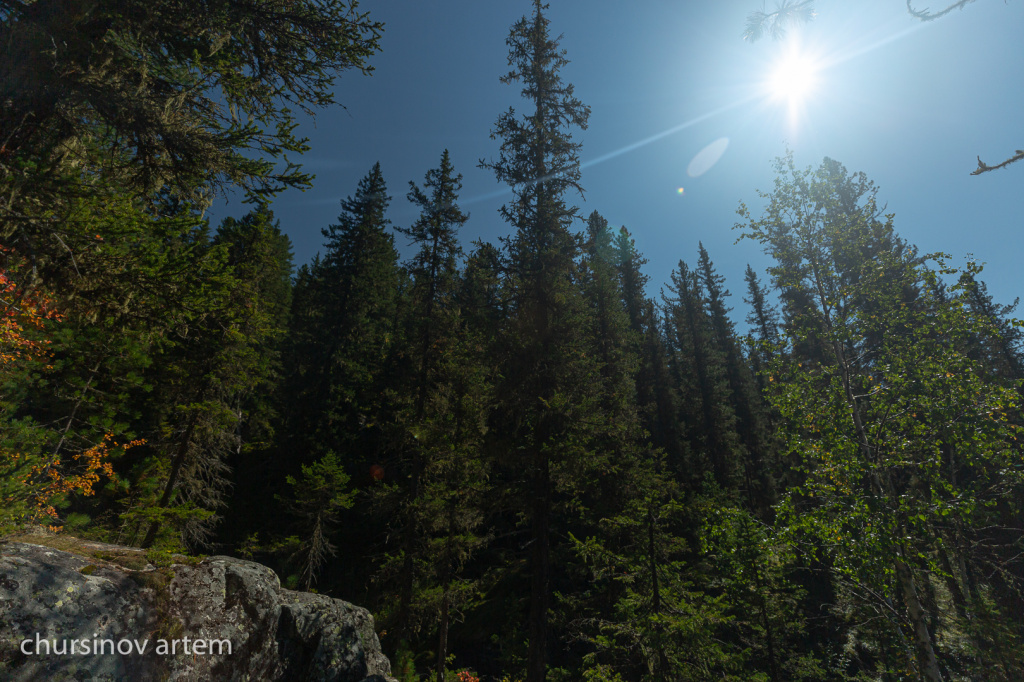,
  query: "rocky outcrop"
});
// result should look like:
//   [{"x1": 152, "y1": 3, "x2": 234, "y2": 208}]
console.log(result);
[{"x1": 0, "y1": 538, "x2": 395, "y2": 682}]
